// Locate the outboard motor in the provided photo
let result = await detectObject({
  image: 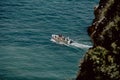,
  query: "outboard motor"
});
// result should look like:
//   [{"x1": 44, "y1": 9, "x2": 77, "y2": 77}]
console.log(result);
[{"x1": 68, "y1": 40, "x2": 73, "y2": 44}]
